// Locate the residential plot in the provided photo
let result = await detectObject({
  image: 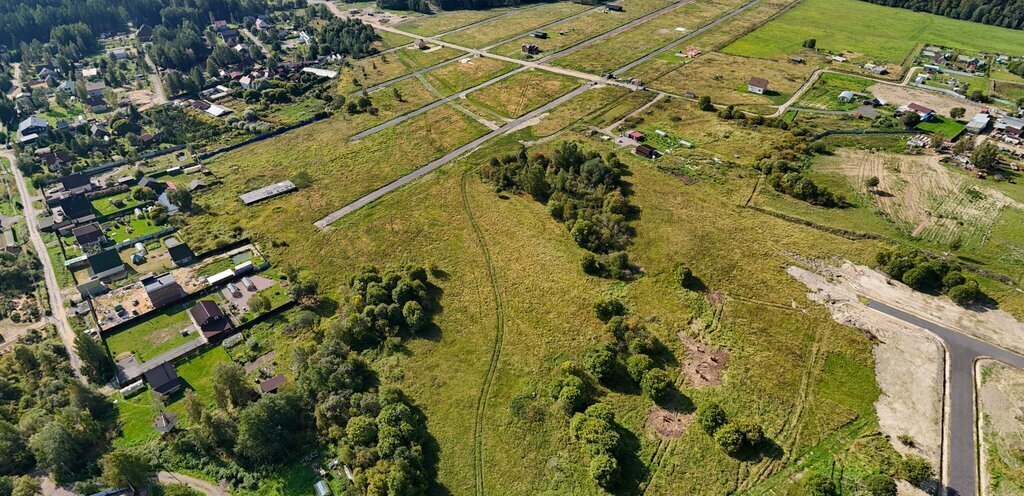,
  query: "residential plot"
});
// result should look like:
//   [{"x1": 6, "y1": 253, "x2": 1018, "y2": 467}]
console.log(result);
[
  {"x1": 337, "y1": 45, "x2": 465, "y2": 93},
  {"x1": 397, "y1": 9, "x2": 509, "y2": 37},
  {"x1": 723, "y1": 0, "x2": 1024, "y2": 63},
  {"x1": 621, "y1": 0, "x2": 798, "y2": 94},
  {"x1": 979, "y1": 360, "x2": 1024, "y2": 495},
  {"x1": 795, "y1": 73, "x2": 876, "y2": 111},
  {"x1": 646, "y1": 51, "x2": 815, "y2": 108},
  {"x1": 464, "y1": 69, "x2": 581, "y2": 119},
  {"x1": 551, "y1": 0, "x2": 750, "y2": 75},
  {"x1": 104, "y1": 303, "x2": 196, "y2": 362},
  {"x1": 439, "y1": 2, "x2": 589, "y2": 48},
  {"x1": 489, "y1": 0, "x2": 680, "y2": 59},
  {"x1": 526, "y1": 84, "x2": 632, "y2": 138},
  {"x1": 420, "y1": 56, "x2": 518, "y2": 96}
]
